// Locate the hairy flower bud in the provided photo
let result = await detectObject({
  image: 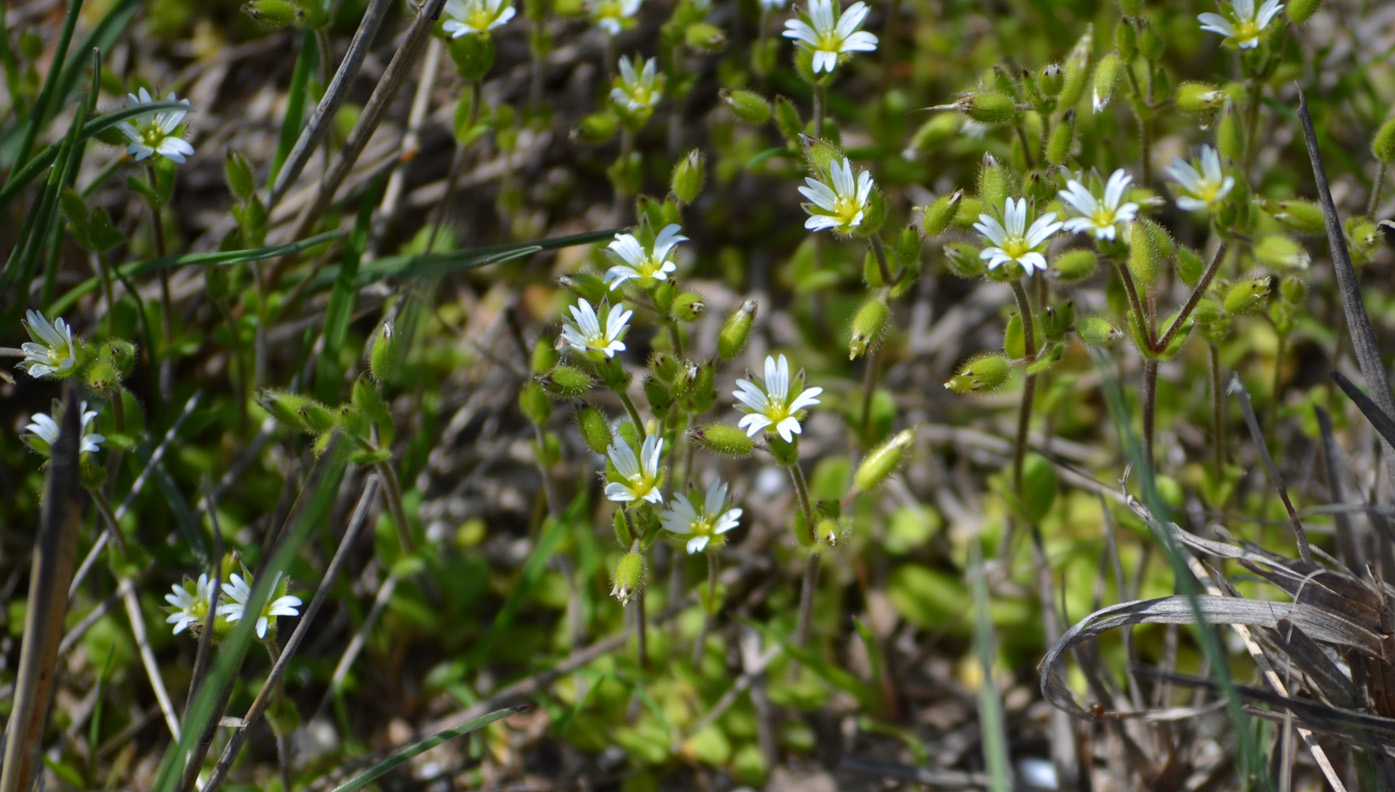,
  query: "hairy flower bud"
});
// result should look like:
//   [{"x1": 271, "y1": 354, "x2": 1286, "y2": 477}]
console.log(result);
[
  {"x1": 1076, "y1": 316, "x2": 1122, "y2": 345},
  {"x1": 723, "y1": 89, "x2": 772, "y2": 124},
  {"x1": 853, "y1": 428, "x2": 915, "y2": 493},
  {"x1": 611, "y1": 553, "x2": 645, "y2": 606},
  {"x1": 959, "y1": 91, "x2": 1018, "y2": 125},
  {"x1": 1223, "y1": 278, "x2": 1271, "y2": 315},
  {"x1": 1050, "y1": 248, "x2": 1098, "y2": 283},
  {"x1": 691, "y1": 424, "x2": 755, "y2": 457},
  {"x1": 368, "y1": 321, "x2": 402, "y2": 384},
  {"x1": 848, "y1": 297, "x2": 890, "y2": 360},
  {"x1": 919, "y1": 191, "x2": 962, "y2": 238},
  {"x1": 540, "y1": 366, "x2": 594, "y2": 398},
  {"x1": 945, "y1": 353, "x2": 1011, "y2": 393},
  {"x1": 717, "y1": 300, "x2": 757, "y2": 360},
  {"x1": 671, "y1": 149, "x2": 704, "y2": 203}
]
